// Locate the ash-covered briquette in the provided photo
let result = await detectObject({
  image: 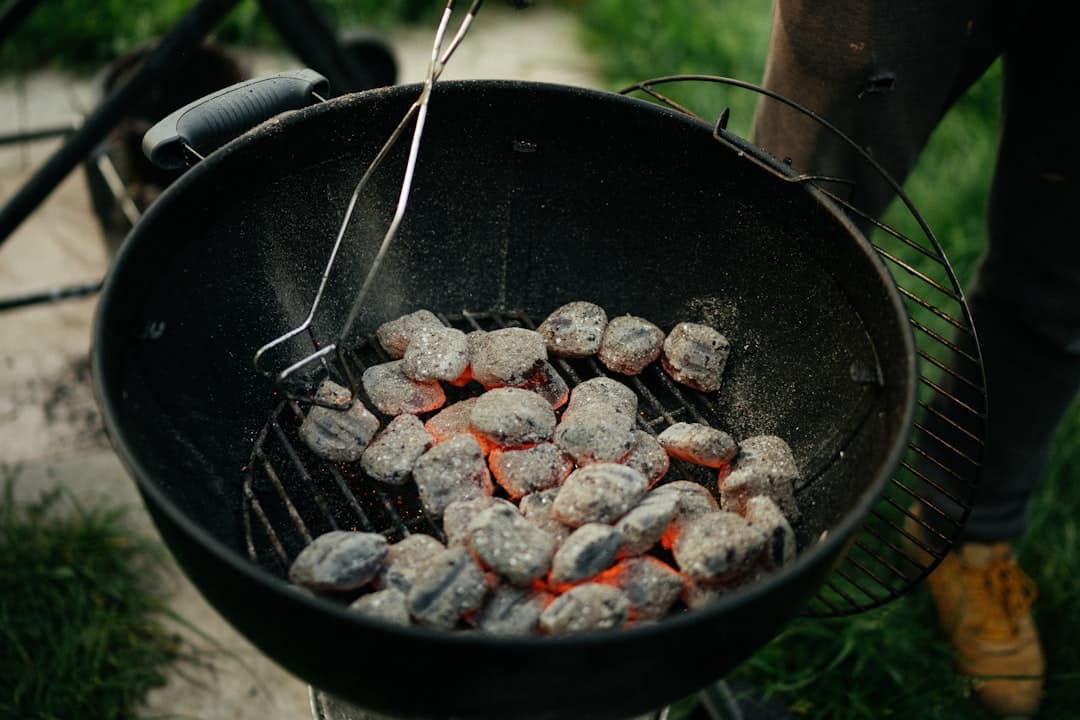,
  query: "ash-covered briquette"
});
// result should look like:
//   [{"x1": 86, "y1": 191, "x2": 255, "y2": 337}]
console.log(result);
[
  {"x1": 614, "y1": 488, "x2": 679, "y2": 556},
  {"x1": 519, "y1": 487, "x2": 573, "y2": 547},
  {"x1": 469, "y1": 387, "x2": 557, "y2": 448},
  {"x1": 554, "y1": 405, "x2": 637, "y2": 466},
  {"x1": 425, "y1": 398, "x2": 480, "y2": 443},
  {"x1": 469, "y1": 327, "x2": 548, "y2": 388},
  {"x1": 564, "y1": 376, "x2": 638, "y2": 418},
  {"x1": 621, "y1": 431, "x2": 670, "y2": 486},
  {"x1": 298, "y1": 379, "x2": 380, "y2": 462},
  {"x1": 359, "y1": 414, "x2": 433, "y2": 485},
  {"x1": 467, "y1": 503, "x2": 557, "y2": 586},
  {"x1": 552, "y1": 463, "x2": 648, "y2": 527},
  {"x1": 442, "y1": 496, "x2": 514, "y2": 547},
  {"x1": 361, "y1": 360, "x2": 446, "y2": 416},
  {"x1": 537, "y1": 301, "x2": 608, "y2": 358},
  {"x1": 349, "y1": 587, "x2": 411, "y2": 626},
  {"x1": 652, "y1": 480, "x2": 720, "y2": 548},
  {"x1": 521, "y1": 361, "x2": 569, "y2": 409},
  {"x1": 539, "y1": 583, "x2": 629, "y2": 636},
  {"x1": 288, "y1": 530, "x2": 388, "y2": 592},
  {"x1": 377, "y1": 533, "x2": 446, "y2": 593},
  {"x1": 489, "y1": 443, "x2": 574, "y2": 499},
  {"x1": 402, "y1": 325, "x2": 469, "y2": 383},
  {"x1": 412, "y1": 434, "x2": 493, "y2": 518},
  {"x1": 475, "y1": 585, "x2": 551, "y2": 636},
  {"x1": 661, "y1": 321, "x2": 730, "y2": 392},
  {"x1": 376, "y1": 309, "x2": 443, "y2": 359},
  {"x1": 658, "y1": 422, "x2": 738, "y2": 469},
  {"x1": 598, "y1": 556, "x2": 685, "y2": 622},
  {"x1": 672, "y1": 511, "x2": 768, "y2": 582},
  {"x1": 744, "y1": 495, "x2": 796, "y2": 569},
  {"x1": 550, "y1": 523, "x2": 624, "y2": 586},
  {"x1": 720, "y1": 435, "x2": 801, "y2": 521},
  {"x1": 597, "y1": 315, "x2": 665, "y2": 376},
  {"x1": 406, "y1": 546, "x2": 489, "y2": 629}
]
